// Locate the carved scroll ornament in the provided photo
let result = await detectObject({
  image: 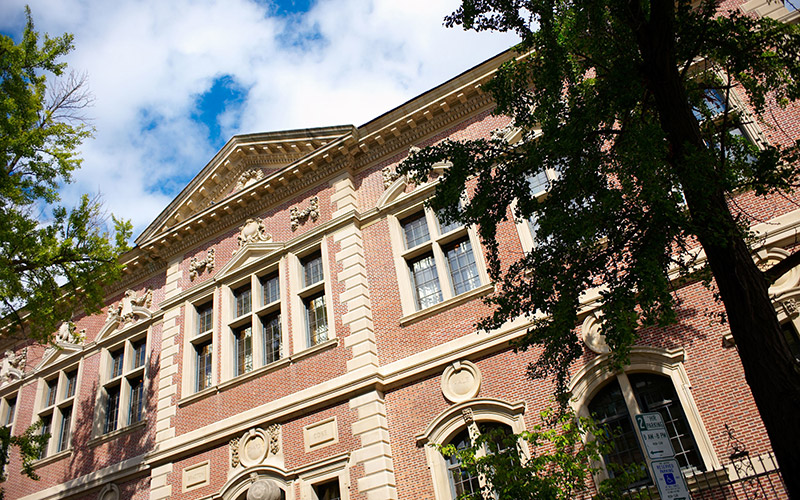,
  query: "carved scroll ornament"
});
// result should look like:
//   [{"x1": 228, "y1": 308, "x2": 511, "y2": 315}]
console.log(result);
[
  {"x1": 189, "y1": 248, "x2": 215, "y2": 281},
  {"x1": 235, "y1": 169, "x2": 265, "y2": 191},
  {"x1": 290, "y1": 196, "x2": 319, "y2": 231},
  {"x1": 0, "y1": 349, "x2": 25, "y2": 386},
  {"x1": 107, "y1": 287, "x2": 153, "y2": 327},
  {"x1": 236, "y1": 218, "x2": 272, "y2": 252}
]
